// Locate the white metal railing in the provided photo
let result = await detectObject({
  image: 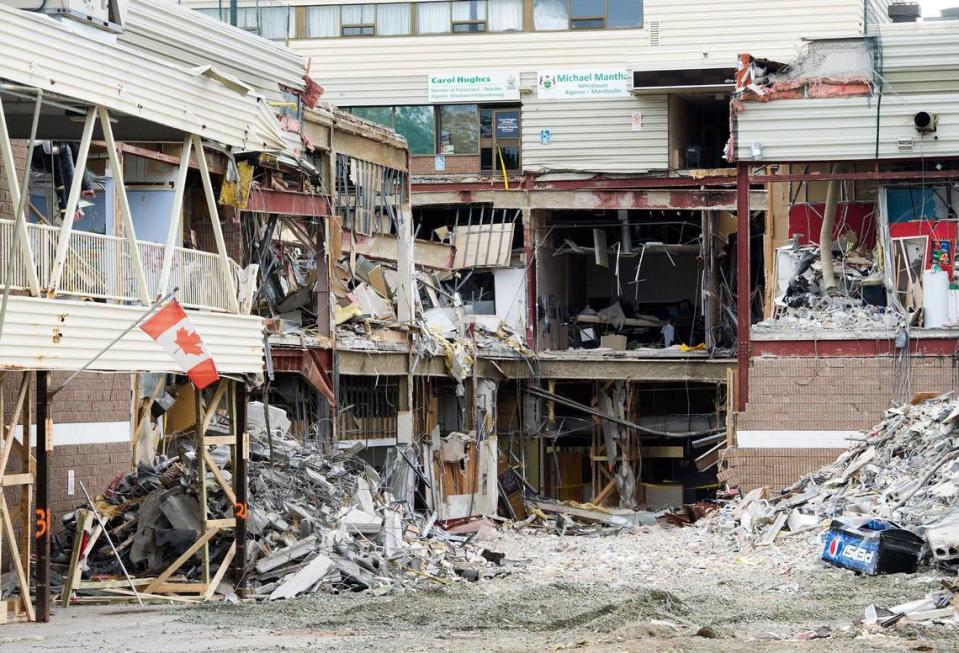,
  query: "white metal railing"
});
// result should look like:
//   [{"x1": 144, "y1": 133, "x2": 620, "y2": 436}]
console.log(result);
[{"x1": 0, "y1": 219, "x2": 239, "y2": 313}]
